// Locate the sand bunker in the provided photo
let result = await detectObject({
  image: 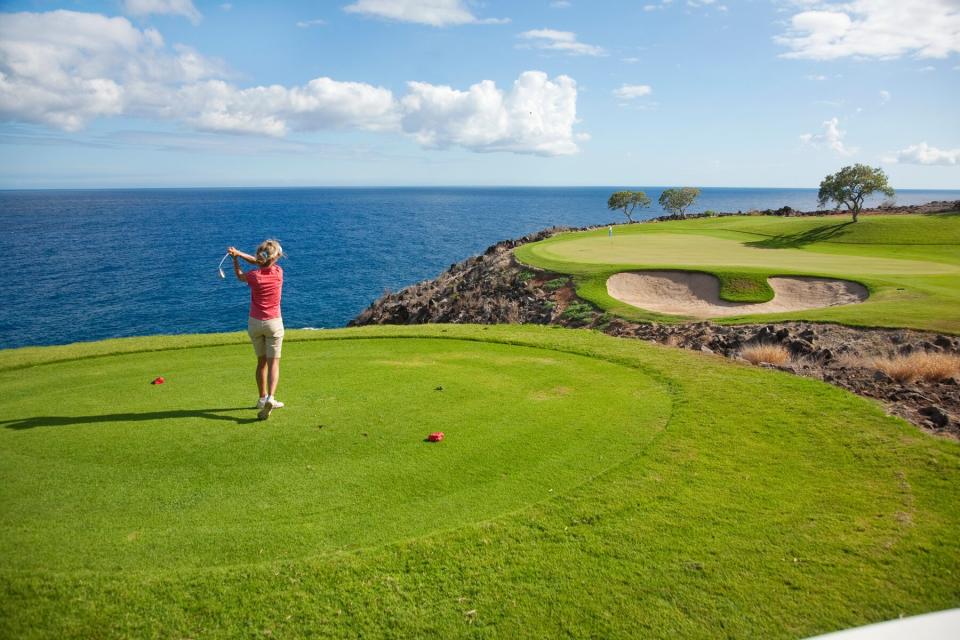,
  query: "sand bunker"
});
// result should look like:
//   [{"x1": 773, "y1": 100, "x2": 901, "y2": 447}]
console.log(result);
[{"x1": 606, "y1": 271, "x2": 868, "y2": 318}]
